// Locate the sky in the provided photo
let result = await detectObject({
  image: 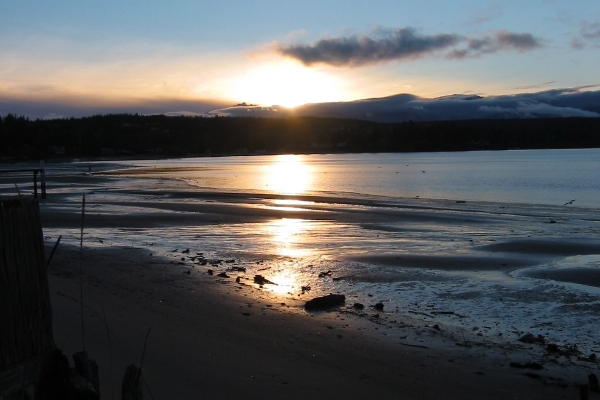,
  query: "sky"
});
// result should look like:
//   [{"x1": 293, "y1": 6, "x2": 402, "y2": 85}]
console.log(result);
[{"x1": 1, "y1": 0, "x2": 599, "y2": 118}]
